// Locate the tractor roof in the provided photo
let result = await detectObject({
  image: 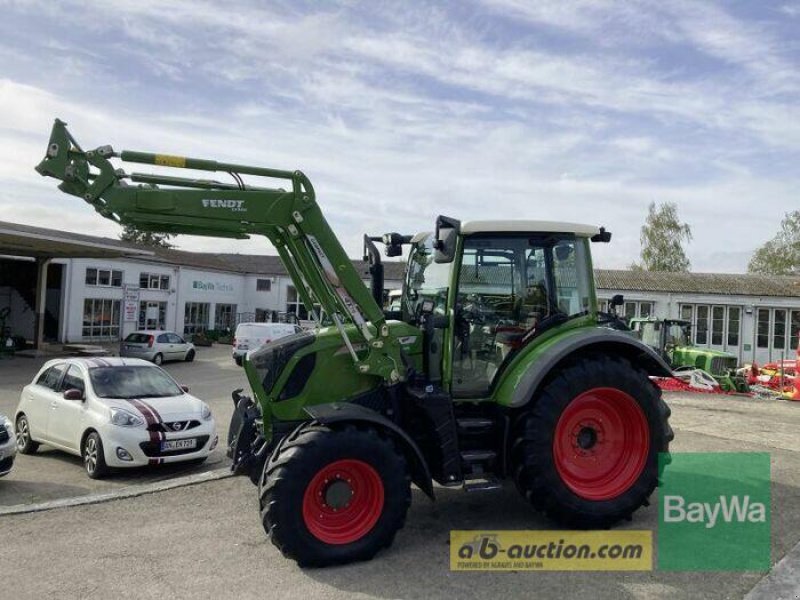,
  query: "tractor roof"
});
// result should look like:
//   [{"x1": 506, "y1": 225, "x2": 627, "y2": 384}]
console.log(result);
[{"x1": 460, "y1": 220, "x2": 601, "y2": 237}]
